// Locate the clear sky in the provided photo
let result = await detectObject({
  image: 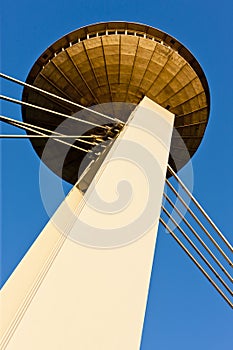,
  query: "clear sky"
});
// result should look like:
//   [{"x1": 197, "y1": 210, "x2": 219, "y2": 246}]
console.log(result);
[{"x1": 1, "y1": 0, "x2": 233, "y2": 349}]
